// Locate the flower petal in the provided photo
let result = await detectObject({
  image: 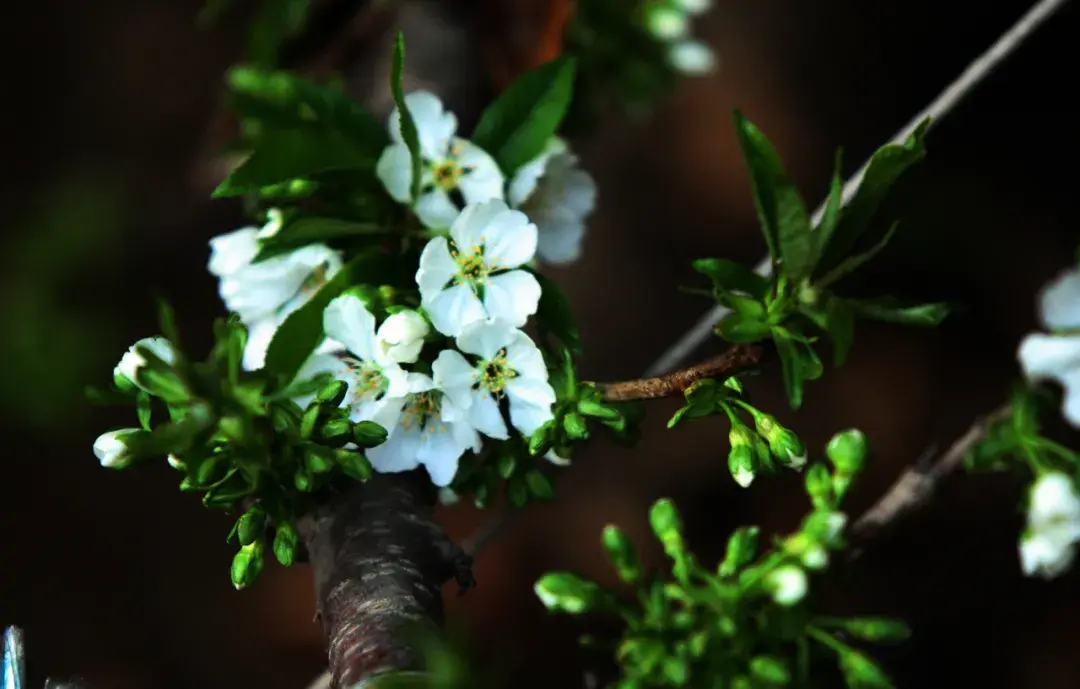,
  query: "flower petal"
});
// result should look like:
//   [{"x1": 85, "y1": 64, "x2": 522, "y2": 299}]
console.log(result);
[
  {"x1": 426, "y1": 283, "x2": 485, "y2": 337},
  {"x1": 456, "y1": 319, "x2": 514, "y2": 359},
  {"x1": 390, "y1": 91, "x2": 457, "y2": 159},
  {"x1": 455, "y1": 139, "x2": 505, "y2": 205},
  {"x1": 367, "y1": 427, "x2": 423, "y2": 474},
  {"x1": 242, "y1": 318, "x2": 278, "y2": 371},
  {"x1": 537, "y1": 217, "x2": 586, "y2": 264},
  {"x1": 504, "y1": 331, "x2": 548, "y2": 380},
  {"x1": 416, "y1": 236, "x2": 458, "y2": 301},
  {"x1": 208, "y1": 227, "x2": 260, "y2": 276},
  {"x1": 432, "y1": 349, "x2": 478, "y2": 409},
  {"x1": 508, "y1": 138, "x2": 567, "y2": 207},
  {"x1": 1062, "y1": 369, "x2": 1080, "y2": 428},
  {"x1": 376, "y1": 143, "x2": 415, "y2": 203},
  {"x1": 448, "y1": 199, "x2": 511, "y2": 250},
  {"x1": 415, "y1": 188, "x2": 462, "y2": 229},
  {"x1": 508, "y1": 398, "x2": 555, "y2": 436},
  {"x1": 468, "y1": 392, "x2": 509, "y2": 439},
  {"x1": 669, "y1": 40, "x2": 718, "y2": 75},
  {"x1": 376, "y1": 310, "x2": 429, "y2": 364},
  {"x1": 507, "y1": 375, "x2": 556, "y2": 410},
  {"x1": 323, "y1": 295, "x2": 379, "y2": 361},
  {"x1": 417, "y1": 430, "x2": 466, "y2": 487},
  {"x1": 1039, "y1": 268, "x2": 1080, "y2": 330},
  {"x1": 478, "y1": 208, "x2": 538, "y2": 269},
  {"x1": 1017, "y1": 333, "x2": 1080, "y2": 381},
  {"x1": 483, "y1": 270, "x2": 541, "y2": 328}
]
